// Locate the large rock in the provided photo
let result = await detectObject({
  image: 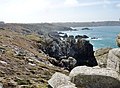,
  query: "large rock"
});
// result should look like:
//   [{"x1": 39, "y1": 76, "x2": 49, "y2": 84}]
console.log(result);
[
  {"x1": 94, "y1": 48, "x2": 112, "y2": 68},
  {"x1": 73, "y1": 39, "x2": 97, "y2": 66},
  {"x1": 69, "y1": 66, "x2": 120, "y2": 88},
  {"x1": 48, "y1": 72, "x2": 76, "y2": 88},
  {"x1": 75, "y1": 35, "x2": 89, "y2": 39},
  {"x1": 57, "y1": 84, "x2": 77, "y2": 88},
  {"x1": 107, "y1": 48, "x2": 120, "y2": 73},
  {"x1": 41, "y1": 36, "x2": 98, "y2": 70},
  {"x1": 60, "y1": 57, "x2": 77, "y2": 71},
  {"x1": 116, "y1": 33, "x2": 120, "y2": 47}
]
